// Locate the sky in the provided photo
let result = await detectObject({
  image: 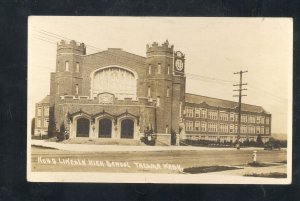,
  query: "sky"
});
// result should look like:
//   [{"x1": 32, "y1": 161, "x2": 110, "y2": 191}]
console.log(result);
[{"x1": 28, "y1": 17, "x2": 293, "y2": 134}]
